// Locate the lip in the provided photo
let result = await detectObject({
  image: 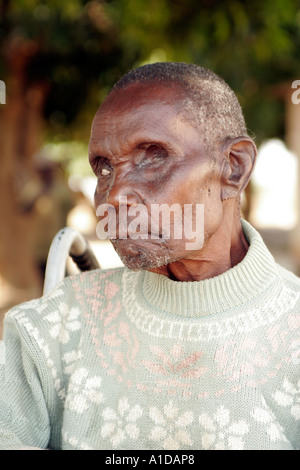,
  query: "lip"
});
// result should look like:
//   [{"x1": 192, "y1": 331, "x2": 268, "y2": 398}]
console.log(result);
[
  {"x1": 110, "y1": 232, "x2": 163, "y2": 240},
  {"x1": 111, "y1": 233, "x2": 165, "y2": 243},
  {"x1": 106, "y1": 223, "x2": 163, "y2": 240}
]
